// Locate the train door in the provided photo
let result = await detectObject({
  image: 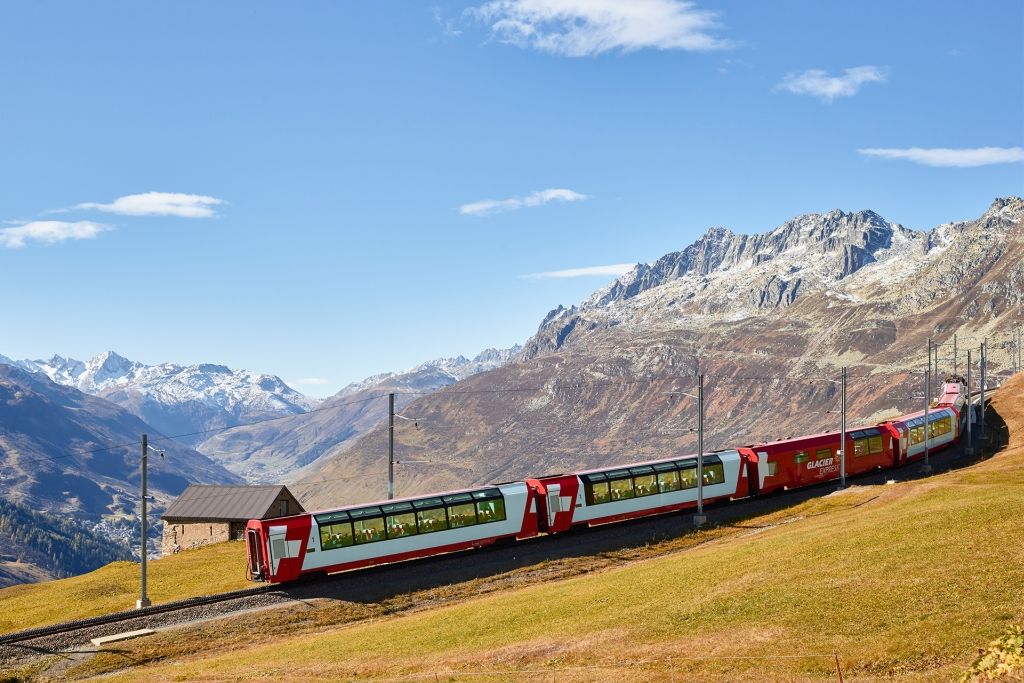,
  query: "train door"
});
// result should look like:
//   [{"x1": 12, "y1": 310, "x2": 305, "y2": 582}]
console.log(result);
[
  {"x1": 546, "y1": 485, "x2": 562, "y2": 530},
  {"x1": 247, "y1": 528, "x2": 265, "y2": 581}
]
